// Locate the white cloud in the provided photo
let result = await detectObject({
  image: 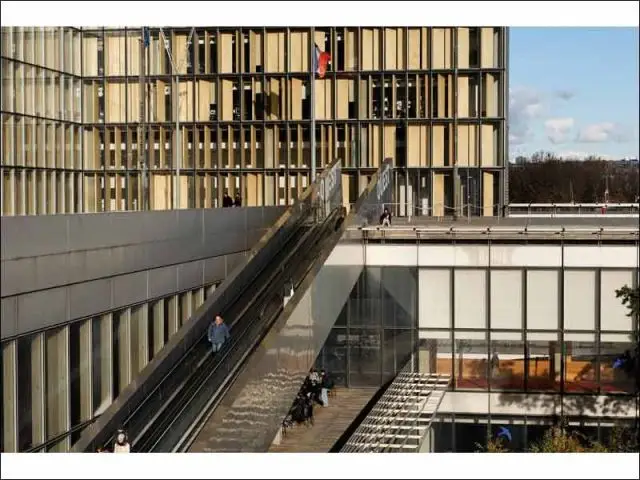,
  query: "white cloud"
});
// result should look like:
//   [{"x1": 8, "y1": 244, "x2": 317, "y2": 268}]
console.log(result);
[
  {"x1": 509, "y1": 86, "x2": 545, "y2": 145},
  {"x1": 544, "y1": 117, "x2": 574, "y2": 144},
  {"x1": 576, "y1": 122, "x2": 632, "y2": 143}
]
